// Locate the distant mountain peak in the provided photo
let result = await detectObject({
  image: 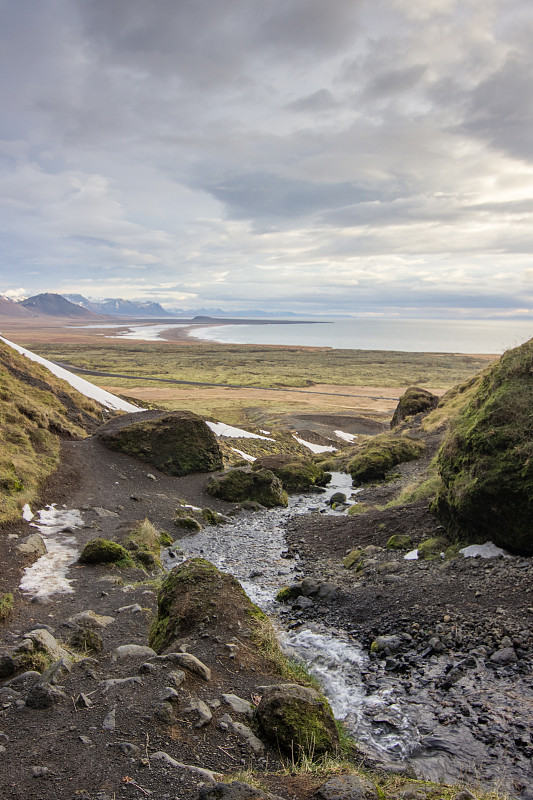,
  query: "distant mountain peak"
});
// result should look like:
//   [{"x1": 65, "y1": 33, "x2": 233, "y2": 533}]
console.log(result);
[{"x1": 21, "y1": 293, "x2": 98, "y2": 318}]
